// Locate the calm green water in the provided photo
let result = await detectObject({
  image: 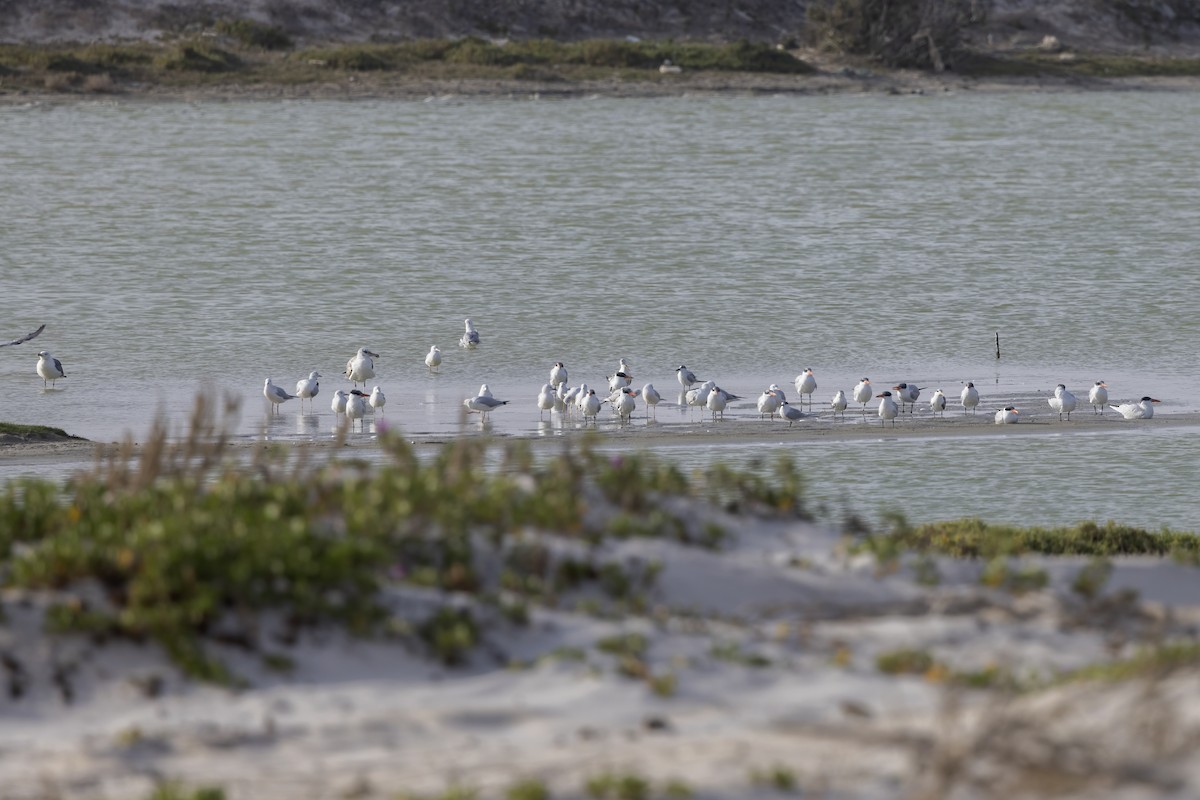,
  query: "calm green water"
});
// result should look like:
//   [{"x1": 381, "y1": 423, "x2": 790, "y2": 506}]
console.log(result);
[{"x1": 2, "y1": 92, "x2": 1198, "y2": 528}]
